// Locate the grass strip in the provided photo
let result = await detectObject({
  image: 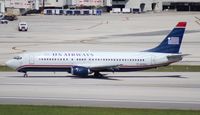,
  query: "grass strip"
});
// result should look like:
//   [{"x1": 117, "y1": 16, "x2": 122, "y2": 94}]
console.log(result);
[
  {"x1": 0, "y1": 65, "x2": 14, "y2": 71},
  {"x1": 0, "y1": 105, "x2": 199, "y2": 115}
]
